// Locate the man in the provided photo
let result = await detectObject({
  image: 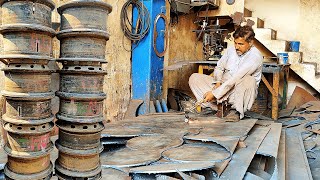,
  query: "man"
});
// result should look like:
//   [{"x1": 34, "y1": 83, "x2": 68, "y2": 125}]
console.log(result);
[{"x1": 189, "y1": 25, "x2": 263, "y2": 119}]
